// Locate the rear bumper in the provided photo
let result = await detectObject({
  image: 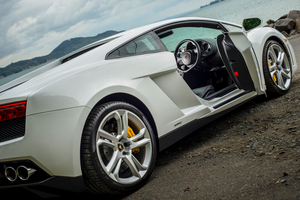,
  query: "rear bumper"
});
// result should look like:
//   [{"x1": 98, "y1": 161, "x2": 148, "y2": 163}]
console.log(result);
[{"x1": 0, "y1": 106, "x2": 91, "y2": 188}]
